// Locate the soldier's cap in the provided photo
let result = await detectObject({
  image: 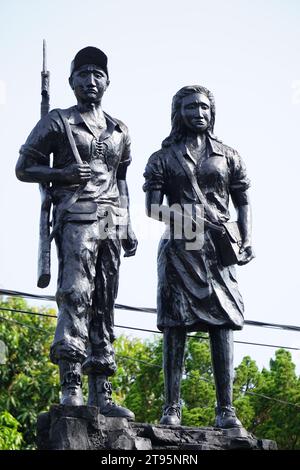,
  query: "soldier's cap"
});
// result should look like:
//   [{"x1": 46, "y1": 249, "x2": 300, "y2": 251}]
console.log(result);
[{"x1": 70, "y1": 46, "x2": 109, "y2": 78}]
